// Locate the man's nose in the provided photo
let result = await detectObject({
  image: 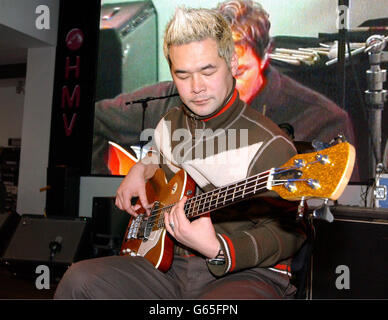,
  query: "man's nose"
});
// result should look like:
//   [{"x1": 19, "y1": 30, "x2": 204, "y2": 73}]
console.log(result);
[{"x1": 191, "y1": 74, "x2": 205, "y2": 94}]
